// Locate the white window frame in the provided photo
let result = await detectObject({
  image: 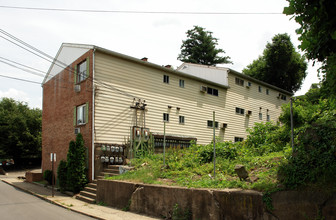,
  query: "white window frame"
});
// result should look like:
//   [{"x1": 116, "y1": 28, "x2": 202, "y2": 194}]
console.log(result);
[
  {"x1": 179, "y1": 79, "x2": 185, "y2": 88},
  {"x1": 179, "y1": 115, "x2": 185, "y2": 124},
  {"x1": 77, "y1": 60, "x2": 87, "y2": 83},
  {"x1": 77, "y1": 104, "x2": 86, "y2": 125},
  {"x1": 235, "y1": 77, "x2": 244, "y2": 86},
  {"x1": 163, "y1": 113, "x2": 169, "y2": 122},
  {"x1": 234, "y1": 137, "x2": 244, "y2": 142},
  {"x1": 163, "y1": 75, "x2": 169, "y2": 84},
  {"x1": 267, "y1": 114, "x2": 270, "y2": 121},
  {"x1": 235, "y1": 107, "x2": 245, "y2": 115},
  {"x1": 259, "y1": 112, "x2": 263, "y2": 120}
]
